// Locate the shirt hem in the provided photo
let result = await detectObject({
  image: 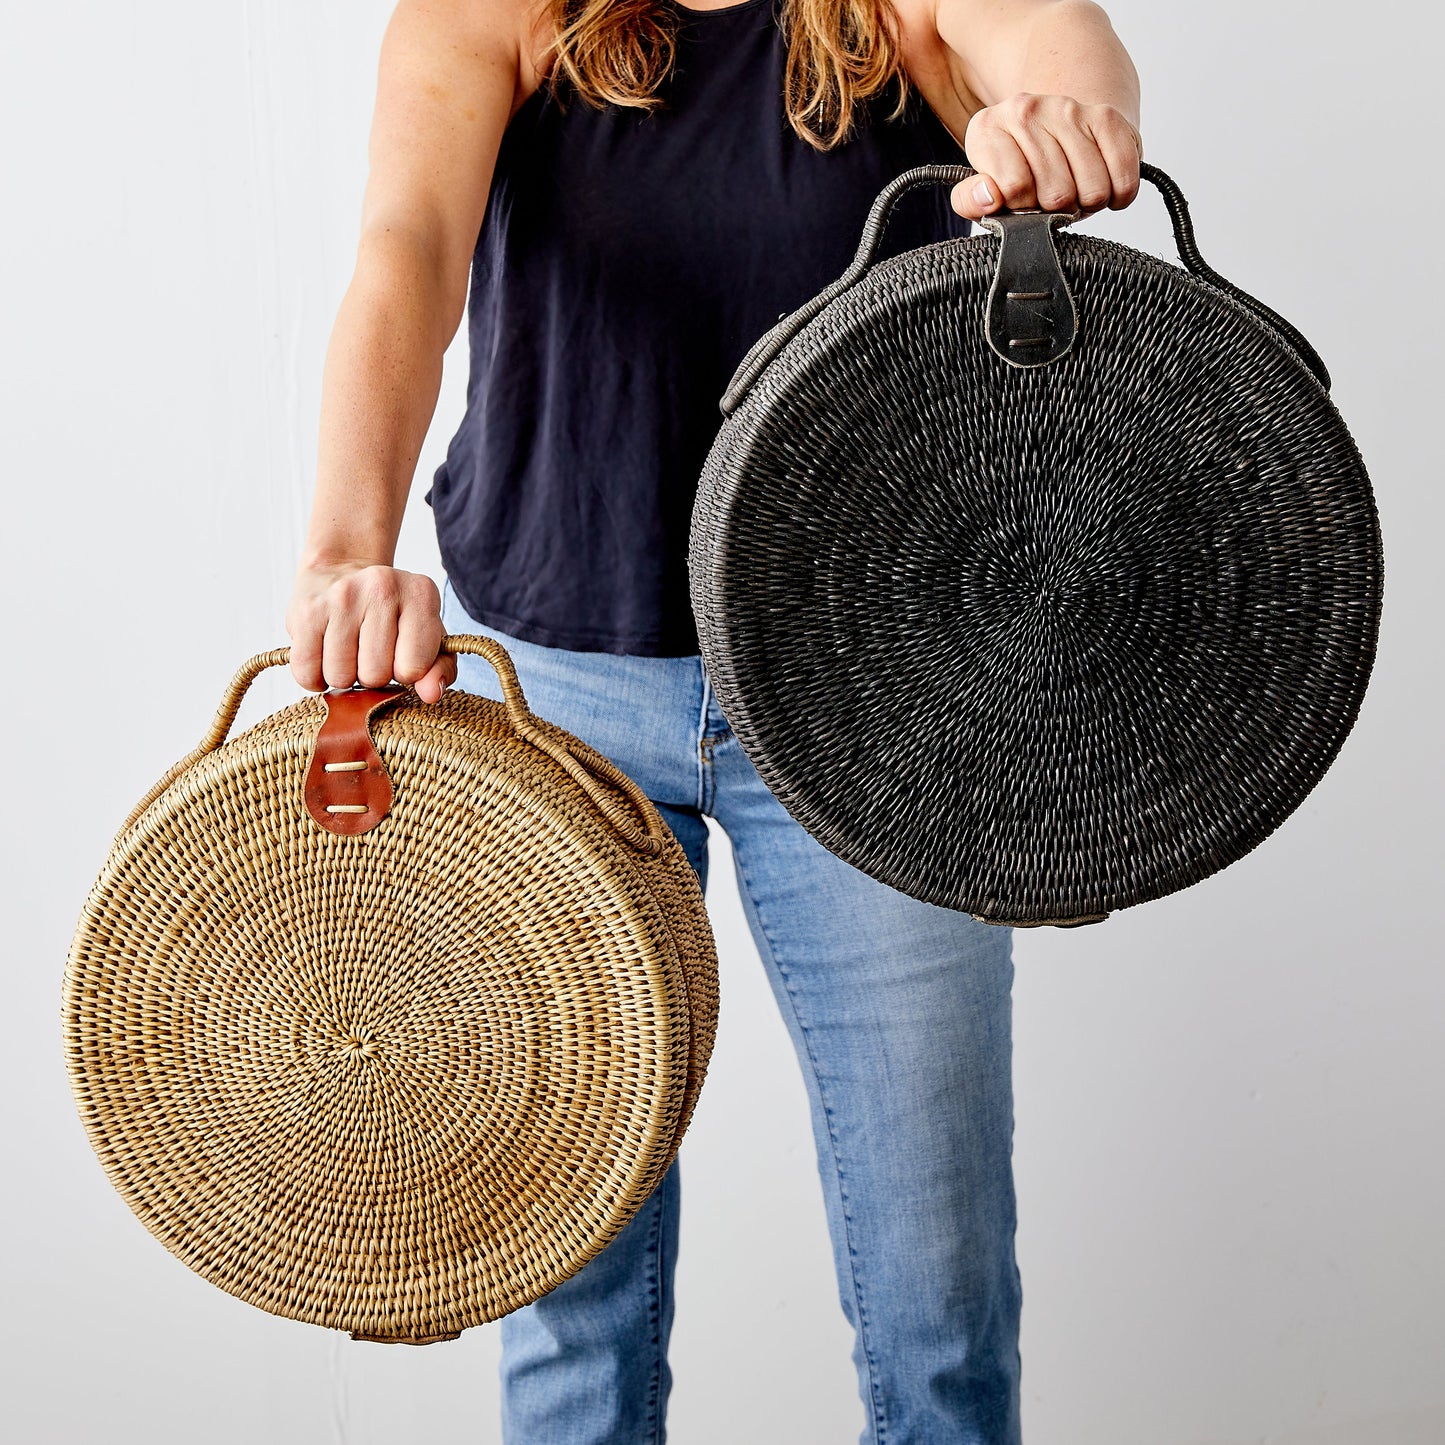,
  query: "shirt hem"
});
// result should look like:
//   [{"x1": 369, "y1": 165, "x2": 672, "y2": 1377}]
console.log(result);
[{"x1": 444, "y1": 572, "x2": 701, "y2": 659}]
